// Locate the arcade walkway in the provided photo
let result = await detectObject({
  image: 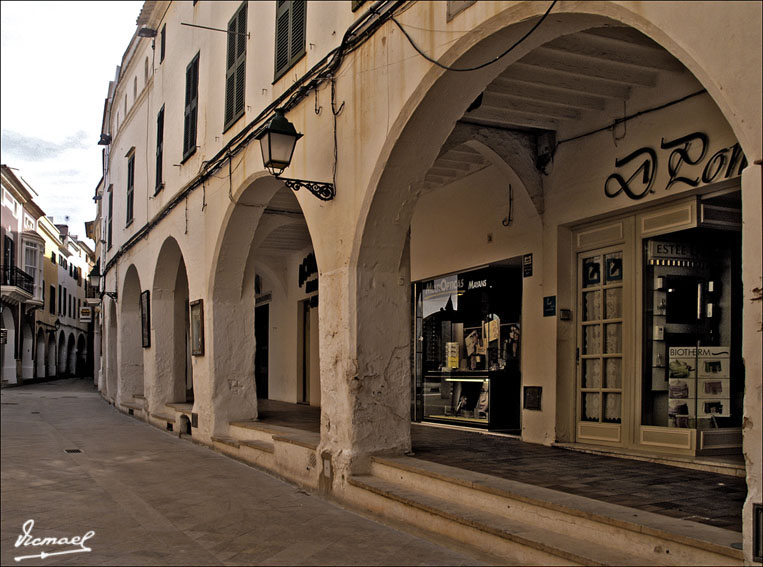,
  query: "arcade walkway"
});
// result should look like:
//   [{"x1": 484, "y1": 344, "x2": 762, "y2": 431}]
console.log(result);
[{"x1": 256, "y1": 399, "x2": 745, "y2": 533}]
